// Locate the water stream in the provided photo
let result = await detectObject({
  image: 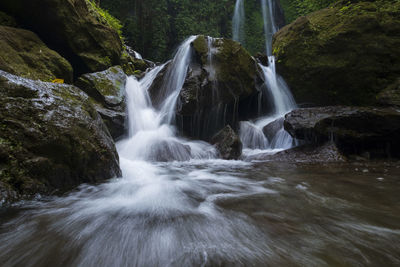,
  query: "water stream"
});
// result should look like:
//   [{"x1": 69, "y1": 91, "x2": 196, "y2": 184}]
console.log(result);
[{"x1": 0, "y1": 4, "x2": 399, "y2": 267}]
